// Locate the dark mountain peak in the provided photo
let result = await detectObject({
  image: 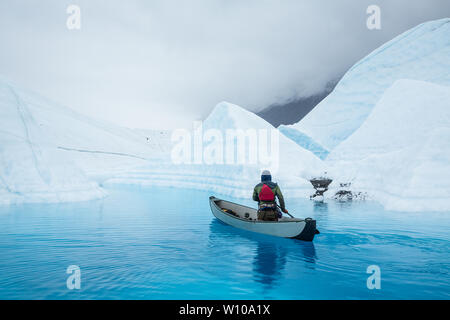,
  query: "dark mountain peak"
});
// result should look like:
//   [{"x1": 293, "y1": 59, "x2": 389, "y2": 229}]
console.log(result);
[{"x1": 257, "y1": 79, "x2": 339, "y2": 127}]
